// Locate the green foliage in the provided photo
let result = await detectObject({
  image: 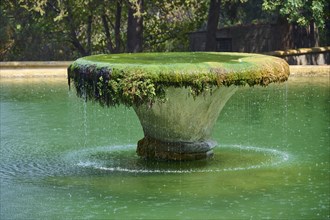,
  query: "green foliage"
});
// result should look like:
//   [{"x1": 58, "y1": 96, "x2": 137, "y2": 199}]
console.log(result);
[
  {"x1": 0, "y1": 3, "x2": 12, "y2": 59},
  {"x1": 106, "y1": 70, "x2": 166, "y2": 107},
  {"x1": 2, "y1": 0, "x2": 210, "y2": 59},
  {"x1": 68, "y1": 62, "x2": 165, "y2": 107},
  {"x1": 68, "y1": 52, "x2": 290, "y2": 107},
  {"x1": 262, "y1": 0, "x2": 329, "y2": 28},
  {"x1": 3, "y1": 0, "x2": 129, "y2": 58},
  {"x1": 220, "y1": 0, "x2": 273, "y2": 26},
  {"x1": 144, "y1": 0, "x2": 208, "y2": 51},
  {"x1": 3, "y1": 0, "x2": 327, "y2": 60},
  {"x1": 1, "y1": 0, "x2": 75, "y2": 60}
]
